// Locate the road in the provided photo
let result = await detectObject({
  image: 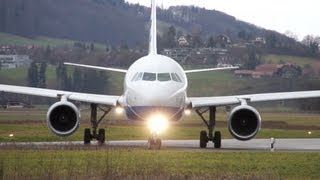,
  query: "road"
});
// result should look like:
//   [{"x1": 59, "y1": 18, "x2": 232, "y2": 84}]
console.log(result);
[{"x1": 1, "y1": 139, "x2": 320, "y2": 151}]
